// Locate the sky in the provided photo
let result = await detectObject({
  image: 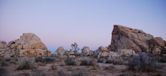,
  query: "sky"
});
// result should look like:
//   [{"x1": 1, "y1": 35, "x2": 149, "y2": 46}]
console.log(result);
[{"x1": 0, "y1": 0, "x2": 166, "y2": 51}]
